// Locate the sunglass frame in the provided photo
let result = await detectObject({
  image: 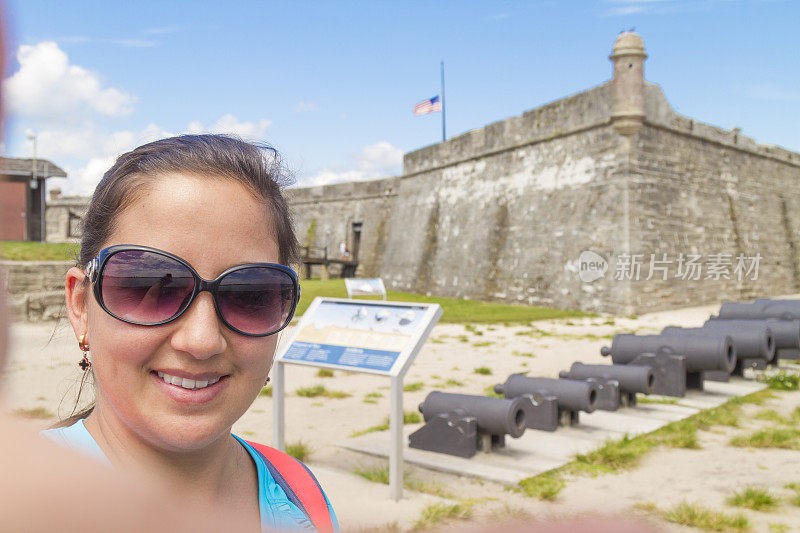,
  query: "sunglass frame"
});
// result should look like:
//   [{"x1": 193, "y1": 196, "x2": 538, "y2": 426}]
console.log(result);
[{"x1": 85, "y1": 244, "x2": 301, "y2": 337}]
